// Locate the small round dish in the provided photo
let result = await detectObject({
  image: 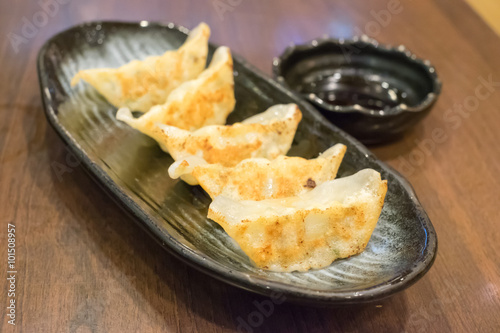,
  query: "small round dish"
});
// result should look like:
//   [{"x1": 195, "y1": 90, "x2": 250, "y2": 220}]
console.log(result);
[{"x1": 273, "y1": 36, "x2": 442, "y2": 144}]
